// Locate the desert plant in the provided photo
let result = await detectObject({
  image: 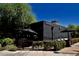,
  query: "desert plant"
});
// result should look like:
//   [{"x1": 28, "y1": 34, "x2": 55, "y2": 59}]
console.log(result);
[
  {"x1": 44, "y1": 41, "x2": 54, "y2": 50},
  {"x1": 0, "y1": 44, "x2": 5, "y2": 51},
  {"x1": 0, "y1": 39, "x2": 3, "y2": 44},
  {"x1": 53, "y1": 40, "x2": 66, "y2": 51},
  {"x1": 0, "y1": 44, "x2": 2, "y2": 51},
  {"x1": 2, "y1": 38, "x2": 14, "y2": 46},
  {"x1": 5, "y1": 45, "x2": 17, "y2": 51},
  {"x1": 60, "y1": 40, "x2": 66, "y2": 48},
  {"x1": 32, "y1": 41, "x2": 44, "y2": 49}
]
